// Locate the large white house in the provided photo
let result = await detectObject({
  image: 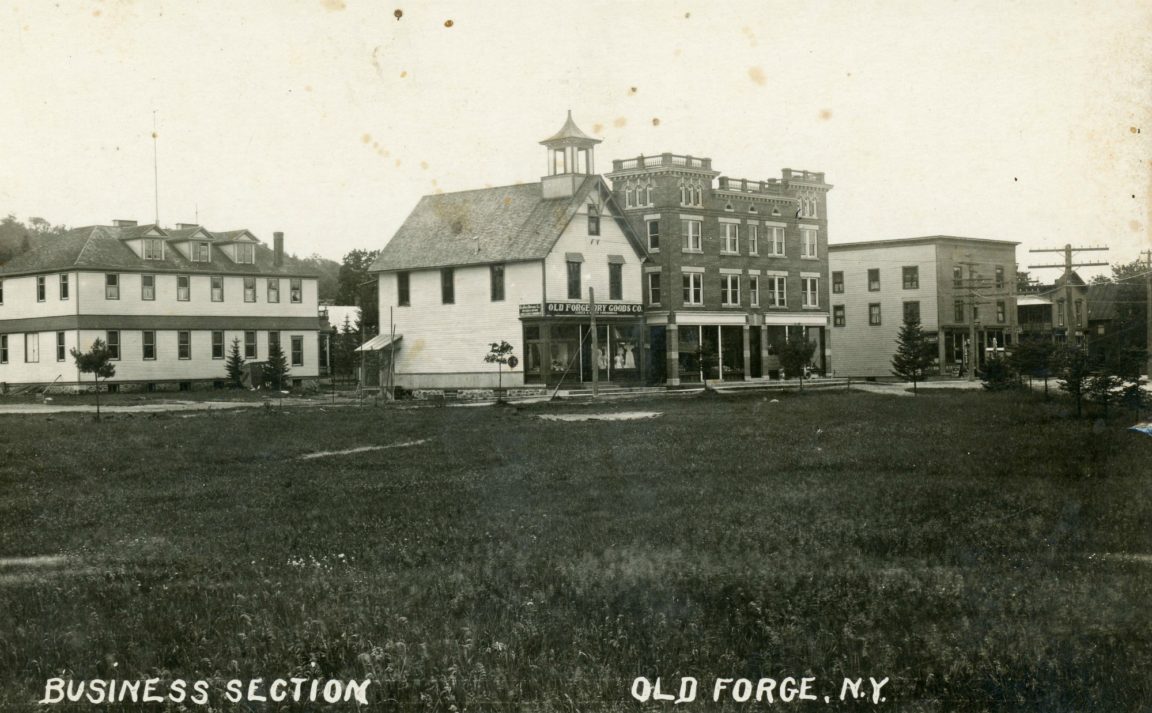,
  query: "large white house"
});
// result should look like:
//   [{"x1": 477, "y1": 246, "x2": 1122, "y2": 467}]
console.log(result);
[
  {"x1": 368, "y1": 114, "x2": 648, "y2": 390},
  {"x1": 0, "y1": 221, "x2": 321, "y2": 391}
]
